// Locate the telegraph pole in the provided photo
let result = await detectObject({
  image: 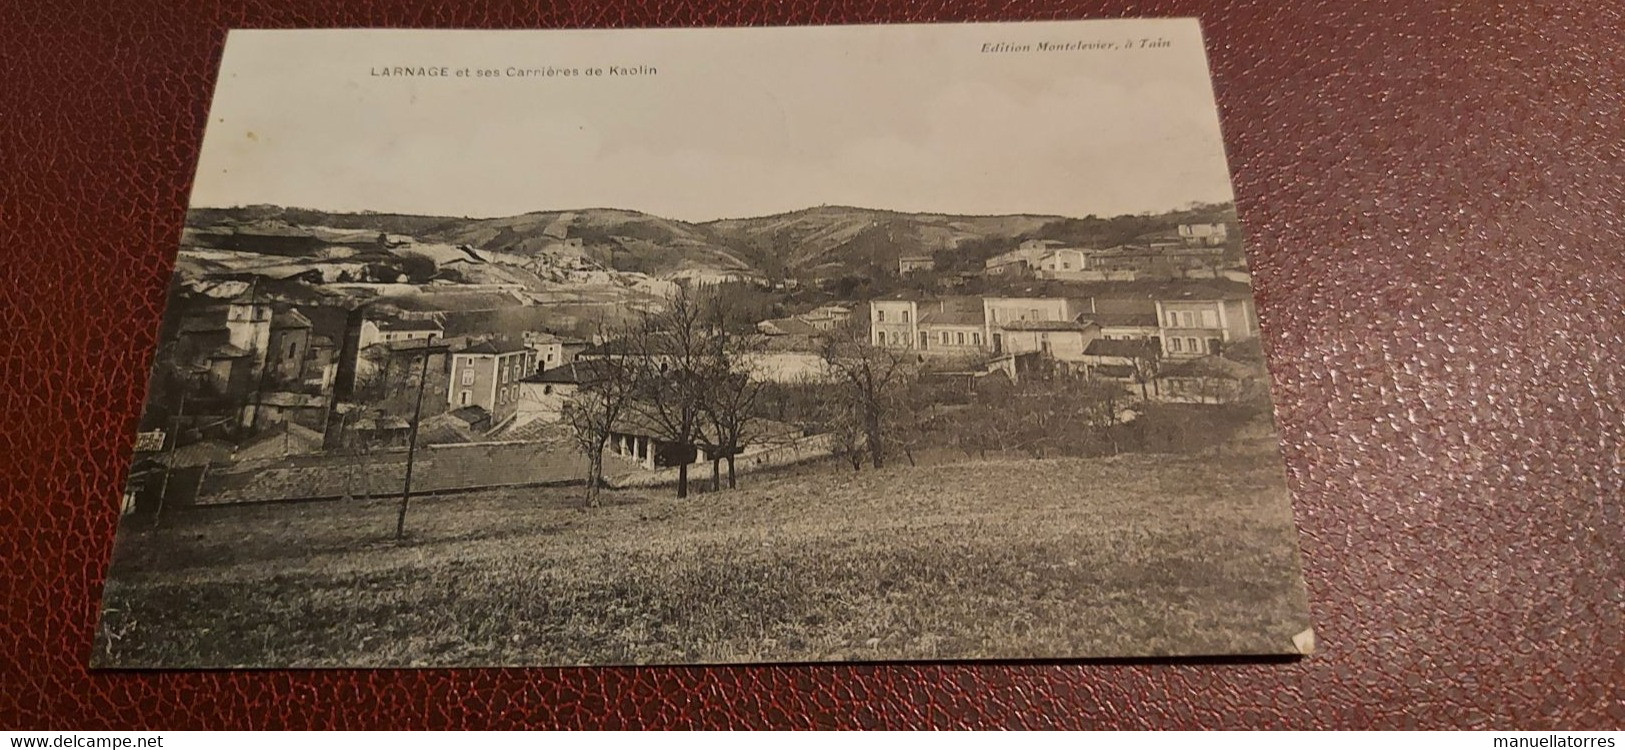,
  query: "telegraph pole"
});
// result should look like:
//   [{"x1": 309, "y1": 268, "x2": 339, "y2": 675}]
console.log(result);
[
  {"x1": 395, "y1": 334, "x2": 436, "y2": 540},
  {"x1": 152, "y1": 385, "x2": 186, "y2": 529}
]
